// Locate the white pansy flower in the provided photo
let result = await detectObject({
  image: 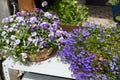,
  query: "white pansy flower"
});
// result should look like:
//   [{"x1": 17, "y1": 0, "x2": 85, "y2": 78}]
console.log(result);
[
  {"x1": 10, "y1": 41, "x2": 14, "y2": 46},
  {"x1": 9, "y1": 17, "x2": 14, "y2": 22},
  {"x1": 6, "y1": 39, "x2": 9, "y2": 44},
  {"x1": 32, "y1": 38, "x2": 38, "y2": 46},
  {"x1": 12, "y1": 23, "x2": 18, "y2": 28},
  {"x1": 15, "y1": 39, "x2": 20, "y2": 45},
  {"x1": 21, "y1": 53, "x2": 28, "y2": 61},
  {"x1": 2, "y1": 17, "x2": 9, "y2": 23},
  {"x1": 1, "y1": 31, "x2": 6, "y2": 36},
  {"x1": 9, "y1": 27, "x2": 14, "y2": 32},
  {"x1": 44, "y1": 12, "x2": 52, "y2": 19},
  {"x1": 28, "y1": 36, "x2": 32, "y2": 42},
  {"x1": 16, "y1": 16, "x2": 24, "y2": 22},
  {"x1": 31, "y1": 32, "x2": 37, "y2": 36},
  {"x1": 21, "y1": 11, "x2": 26, "y2": 15},
  {"x1": 21, "y1": 53, "x2": 28, "y2": 58},
  {"x1": 11, "y1": 35, "x2": 16, "y2": 40},
  {"x1": 3, "y1": 25, "x2": 8, "y2": 30},
  {"x1": 42, "y1": 1, "x2": 48, "y2": 7},
  {"x1": 30, "y1": 17, "x2": 37, "y2": 23},
  {"x1": 17, "y1": 30, "x2": 20, "y2": 33}
]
